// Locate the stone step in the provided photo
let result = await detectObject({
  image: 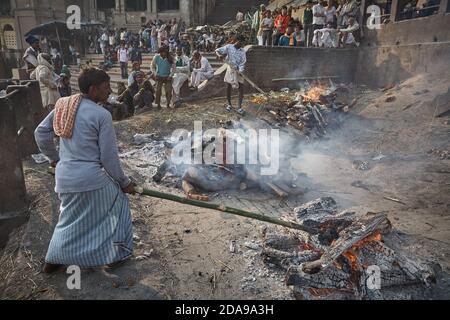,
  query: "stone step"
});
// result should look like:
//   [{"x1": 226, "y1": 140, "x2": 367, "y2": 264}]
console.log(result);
[{"x1": 70, "y1": 50, "x2": 224, "y2": 95}]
